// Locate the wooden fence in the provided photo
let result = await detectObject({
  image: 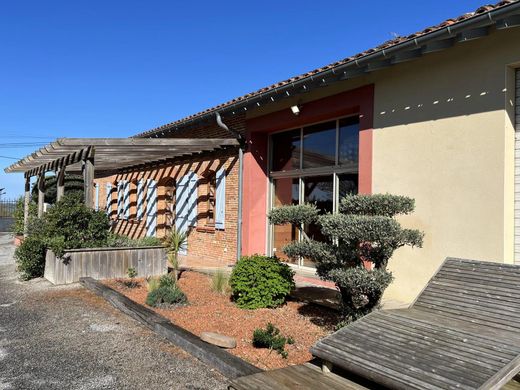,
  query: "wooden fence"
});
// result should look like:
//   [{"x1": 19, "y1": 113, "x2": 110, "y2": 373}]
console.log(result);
[{"x1": 44, "y1": 246, "x2": 167, "y2": 285}]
